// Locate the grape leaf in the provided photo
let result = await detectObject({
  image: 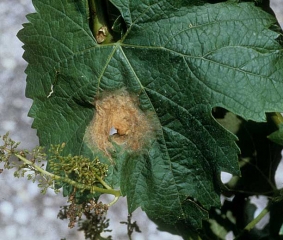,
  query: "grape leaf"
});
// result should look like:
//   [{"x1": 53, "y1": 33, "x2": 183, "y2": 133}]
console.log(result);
[{"x1": 17, "y1": 0, "x2": 283, "y2": 228}]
